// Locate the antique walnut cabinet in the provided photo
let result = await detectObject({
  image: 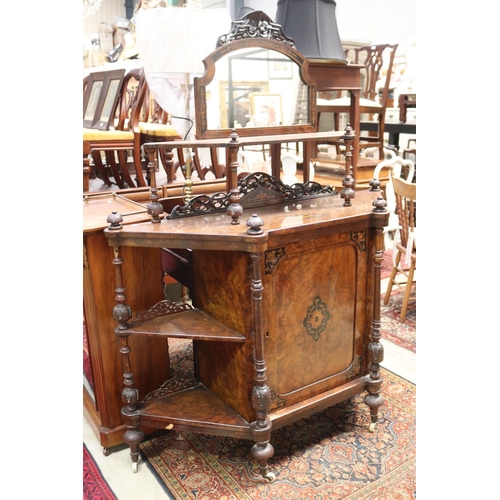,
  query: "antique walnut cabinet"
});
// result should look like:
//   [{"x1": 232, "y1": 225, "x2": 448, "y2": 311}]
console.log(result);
[{"x1": 103, "y1": 11, "x2": 389, "y2": 480}]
